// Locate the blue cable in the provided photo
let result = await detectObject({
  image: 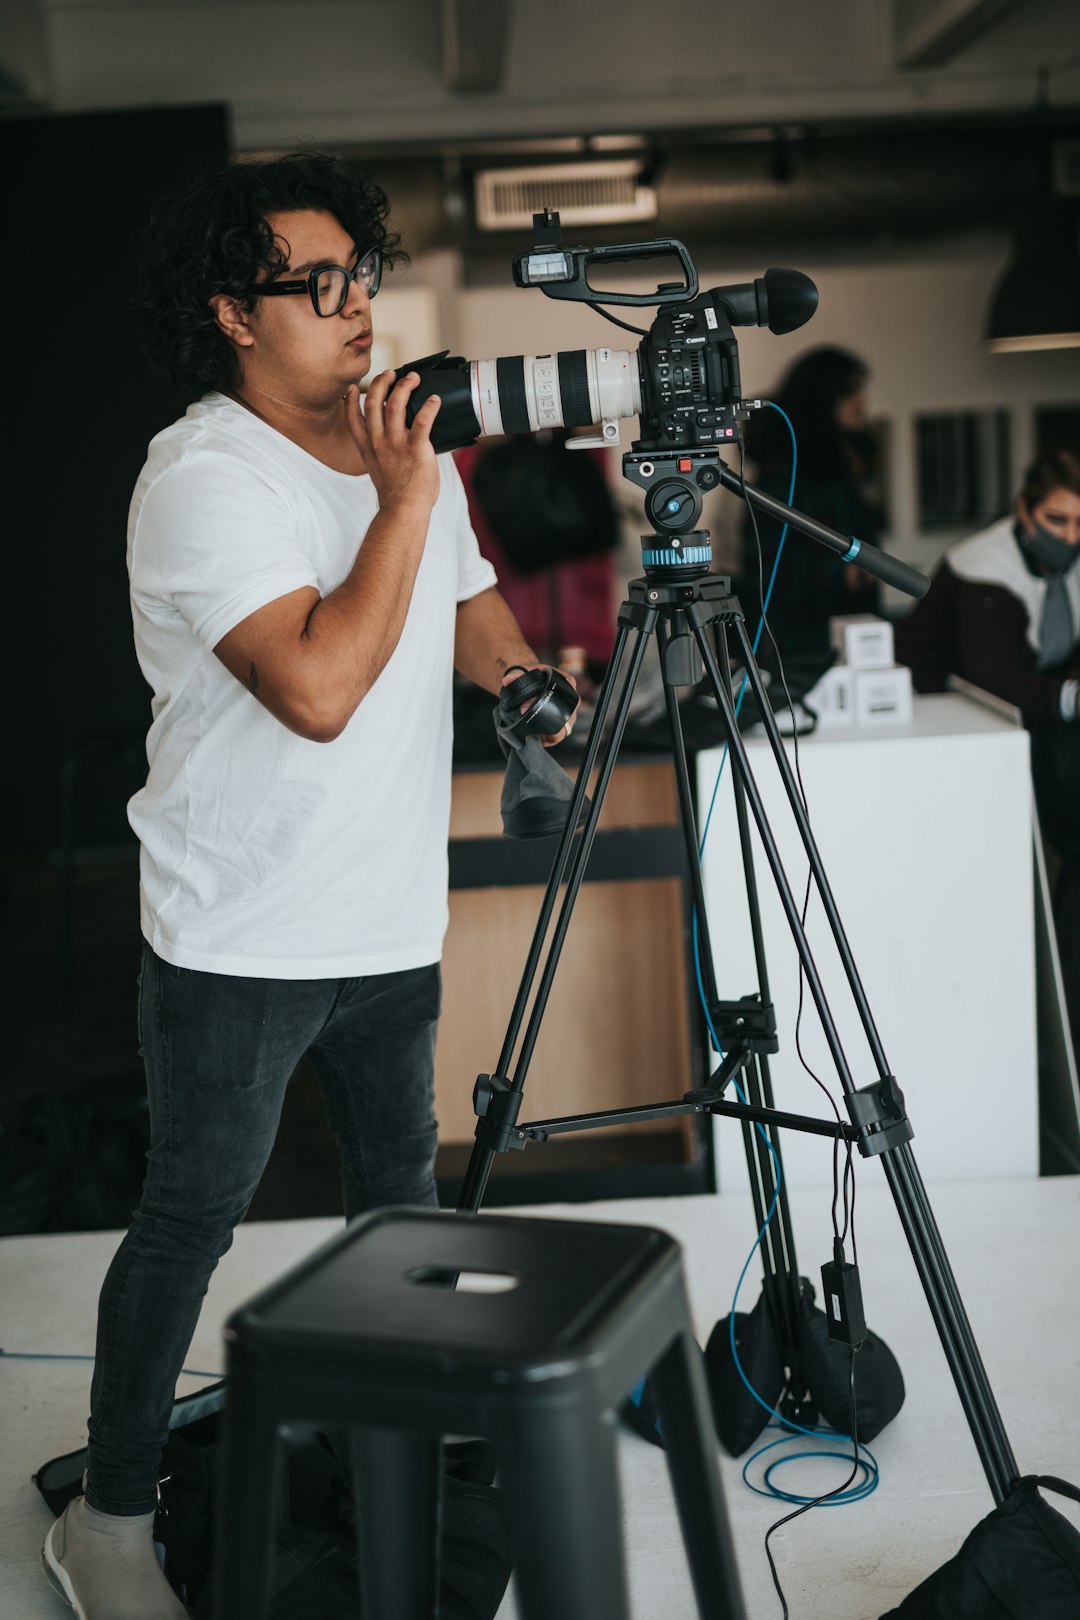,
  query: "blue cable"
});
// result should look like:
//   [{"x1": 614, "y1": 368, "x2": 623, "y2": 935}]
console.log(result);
[
  {"x1": 0, "y1": 1350, "x2": 222, "y2": 1379},
  {"x1": 691, "y1": 407, "x2": 879, "y2": 1504},
  {"x1": 743, "y1": 1425, "x2": 879, "y2": 1506},
  {"x1": 698, "y1": 402, "x2": 796, "y2": 855}
]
